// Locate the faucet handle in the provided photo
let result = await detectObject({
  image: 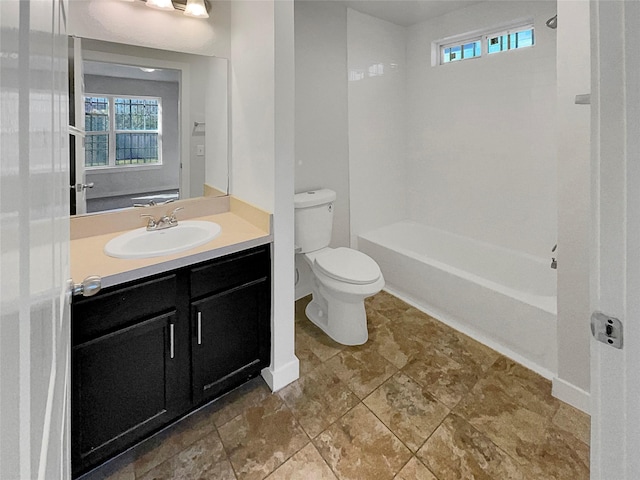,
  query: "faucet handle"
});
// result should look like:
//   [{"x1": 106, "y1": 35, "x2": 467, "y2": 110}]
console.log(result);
[
  {"x1": 552, "y1": 243, "x2": 557, "y2": 253},
  {"x1": 168, "y1": 207, "x2": 184, "y2": 223},
  {"x1": 140, "y1": 214, "x2": 157, "y2": 229}
]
